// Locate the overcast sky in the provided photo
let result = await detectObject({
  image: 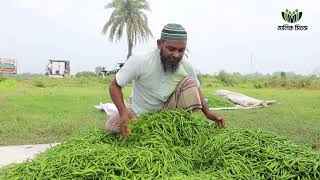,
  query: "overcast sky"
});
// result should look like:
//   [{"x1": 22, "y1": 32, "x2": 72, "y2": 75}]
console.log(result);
[{"x1": 0, "y1": 0, "x2": 319, "y2": 75}]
